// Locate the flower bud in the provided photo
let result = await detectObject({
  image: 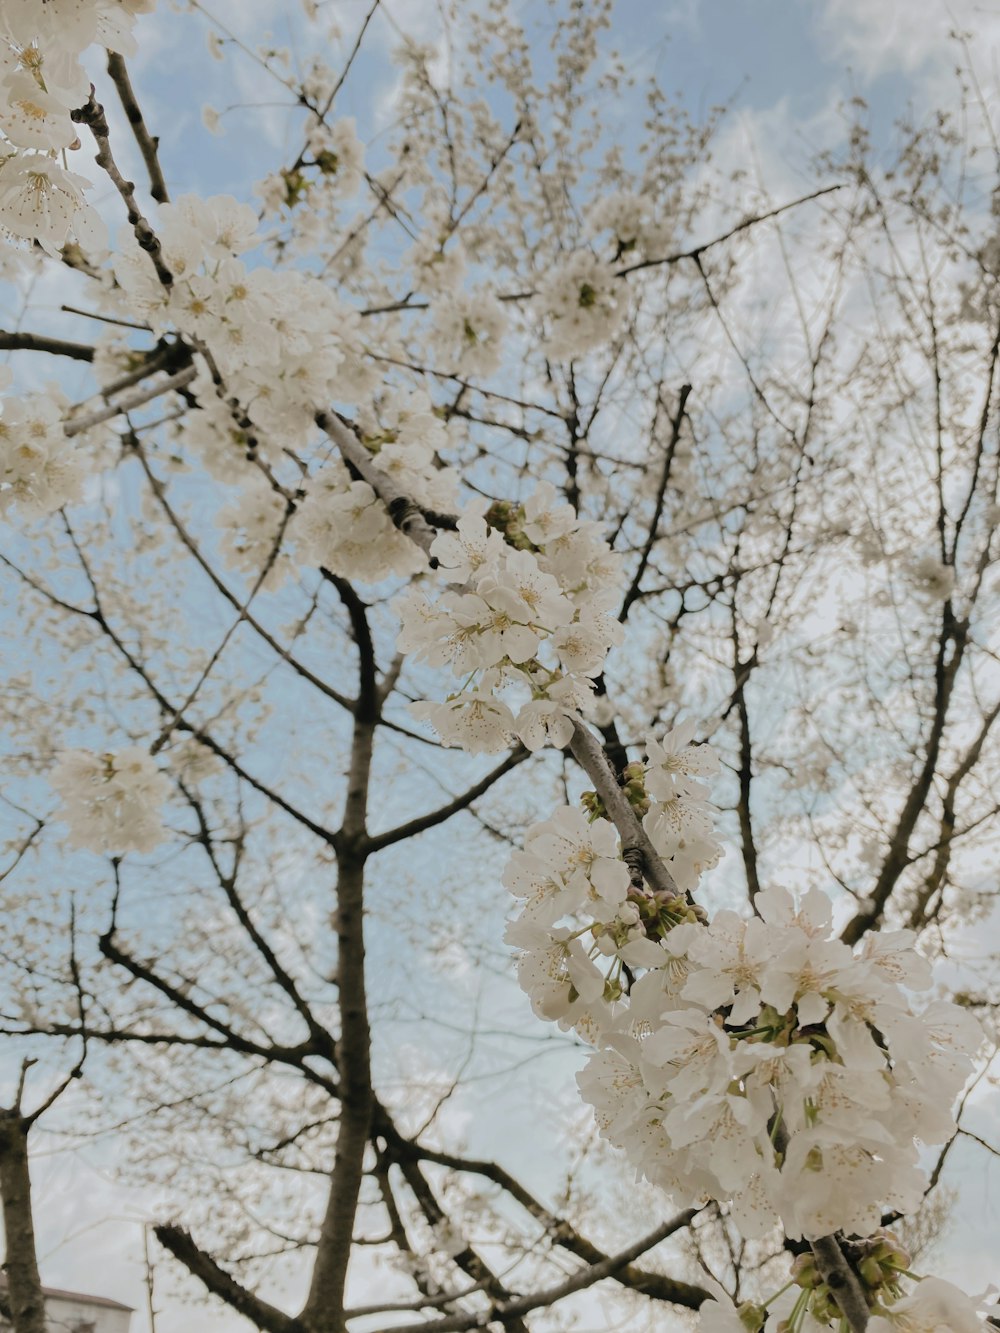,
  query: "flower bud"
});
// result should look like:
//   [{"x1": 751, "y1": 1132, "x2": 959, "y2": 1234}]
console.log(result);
[
  {"x1": 860, "y1": 1255, "x2": 884, "y2": 1287},
  {"x1": 791, "y1": 1254, "x2": 818, "y2": 1289},
  {"x1": 737, "y1": 1301, "x2": 765, "y2": 1331}
]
